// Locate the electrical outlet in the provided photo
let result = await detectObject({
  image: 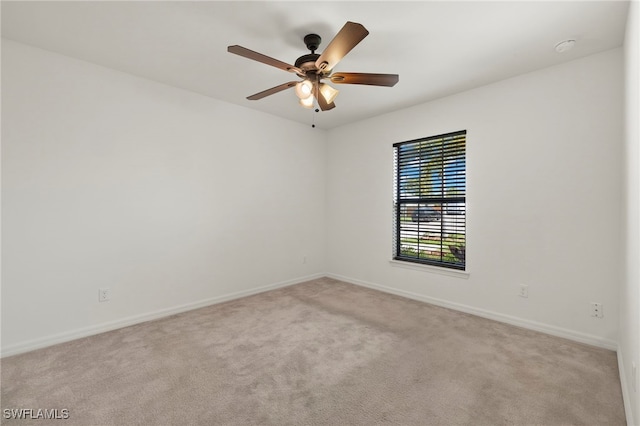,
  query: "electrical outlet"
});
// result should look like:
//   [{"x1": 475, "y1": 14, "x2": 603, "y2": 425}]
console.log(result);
[
  {"x1": 519, "y1": 284, "x2": 528, "y2": 298},
  {"x1": 590, "y1": 302, "x2": 603, "y2": 318},
  {"x1": 302, "y1": 256, "x2": 307, "y2": 264},
  {"x1": 99, "y1": 287, "x2": 111, "y2": 302}
]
